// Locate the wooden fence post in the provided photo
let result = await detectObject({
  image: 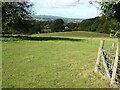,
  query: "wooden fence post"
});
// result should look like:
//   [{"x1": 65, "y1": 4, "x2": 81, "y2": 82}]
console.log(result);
[
  {"x1": 101, "y1": 51, "x2": 111, "y2": 79},
  {"x1": 110, "y1": 44, "x2": 118, "y2": 86},
  {"x1": 111, "y1": 43, "x2": 115, "y2": 69},
  {"x1": 112, "y1": 43, "x2": 115, "y2": 50},
  {"x1": 118, "y1": 38, "x2": 120, "y2": 86},
  {"x1": 95, "y1": 40, "x2": 104, "y2": 72},
  {"x1": 118, "y1": 38, "x2": 120, "y2": 63}
]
